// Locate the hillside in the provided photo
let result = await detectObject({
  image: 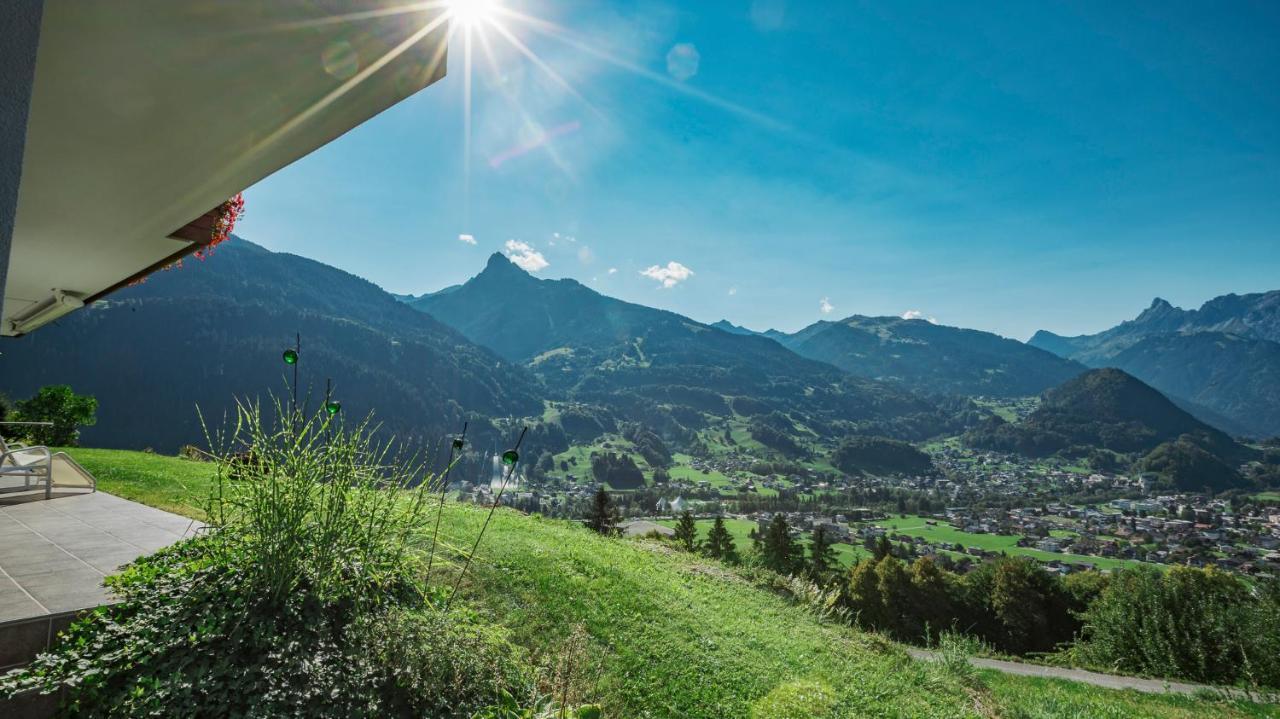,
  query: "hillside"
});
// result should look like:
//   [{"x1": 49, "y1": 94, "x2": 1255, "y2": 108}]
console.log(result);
[
  {"x1": 411, "y1": 254, "x2": 969, "y2": 443},
  {"x1": 0, "y1": 238, "x2": 543, "y2": 452},
  {"x1": 1108, "y1": 333, "x2": 1280, "y2": 439},
  {"x1": 66, "y1": 448, "x2": 1280, "y2": 719},
  {"x1": 775, "y1": 315, "x2": 1086, "y2": 397},
  {"x1": 964, "y1": 369, "x2": 1252, "y2": 489},
  {"x1": 1030, "y1": 293, "x2": 1280, "y2": 437}
]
